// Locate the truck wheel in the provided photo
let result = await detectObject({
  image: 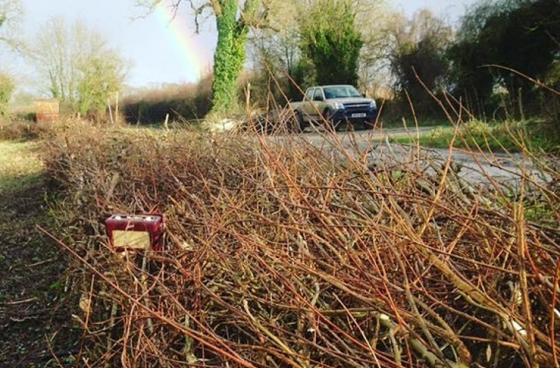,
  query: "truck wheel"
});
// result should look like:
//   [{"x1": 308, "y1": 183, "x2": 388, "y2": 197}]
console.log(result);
[
  {"x1": 322, "y1": 108, "x2": 339, "y2": 131},
  {"x1": 296, "y1": 111, "x2": 307, "y2": 132},
  {"x1": 286, "y1": 111, "x2": 299, "y2": 133}
]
